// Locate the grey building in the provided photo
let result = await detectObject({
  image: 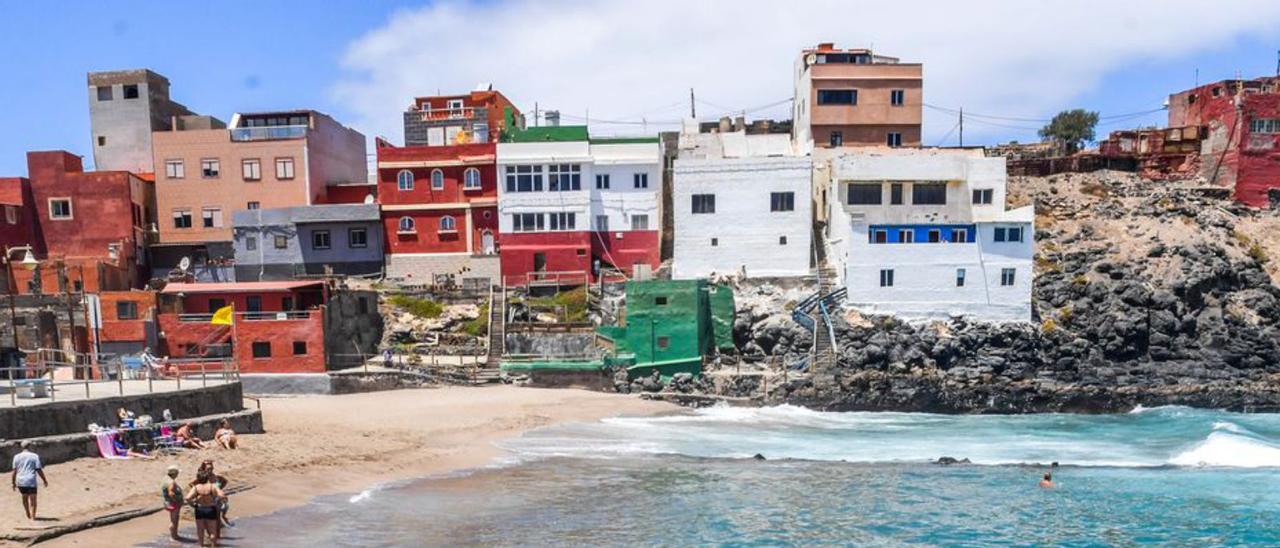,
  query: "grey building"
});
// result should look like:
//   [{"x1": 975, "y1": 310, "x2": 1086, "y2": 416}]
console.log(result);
[
  {"x1": 87, "y1": 69, "x2": 212, "y2": 173},
  {"x1": 232, "y1": 204, "x2": 384, "y2": 281}
]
